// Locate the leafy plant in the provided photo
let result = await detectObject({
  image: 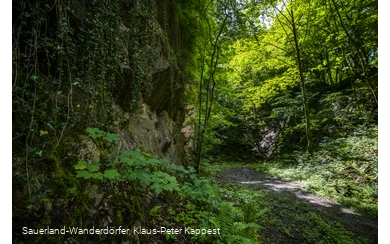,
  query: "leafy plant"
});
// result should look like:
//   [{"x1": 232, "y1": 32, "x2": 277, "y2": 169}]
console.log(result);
[
  {"x1": 250, "y1": 126, "x2": 378, "y2": 216},
  {"x1": 210, "y1": 201, "x2": 260, "y2": 244},
  {"x1": 74, "y1": 128, "x2": 180, "y2": 195}
]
